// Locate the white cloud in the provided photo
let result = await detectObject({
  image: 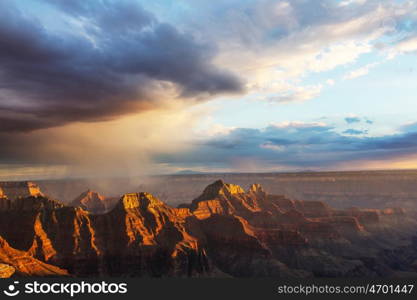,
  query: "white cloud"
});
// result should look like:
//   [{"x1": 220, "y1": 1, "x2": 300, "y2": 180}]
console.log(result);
[
  {"x1": 268, "y1": 84, "x2": 323, "y2": 103},
  {"x1": 388, "y1": 36, "x2": 417, "y2": 58},
  {"x1": 397, "y1": 37, "x2": 417, "y2": 53},
  {"x1": 339, "y1": 0, "x2": 368, "y2": 7},
  {"x1": 326, "y1": 79, "x2": 335, "y2": 85},
  {"x1": 343, "y1": 62, "x2": 380, "y2": 80},
  {"x1": 190, "y1": 0, "x2": 414, "y2": 104},
  {"x1": 200, "y1": 123, "x2": 236, "y2": 137},
  {"x1": 270, "y1": 121, "x2": 328, "y2": 129}
]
